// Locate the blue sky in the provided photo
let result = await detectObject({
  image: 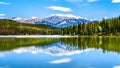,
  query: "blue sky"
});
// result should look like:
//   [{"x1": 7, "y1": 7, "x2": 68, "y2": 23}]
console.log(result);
[{"x1": 0, "y1": 0, "x2": 120, "y2": 20}]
